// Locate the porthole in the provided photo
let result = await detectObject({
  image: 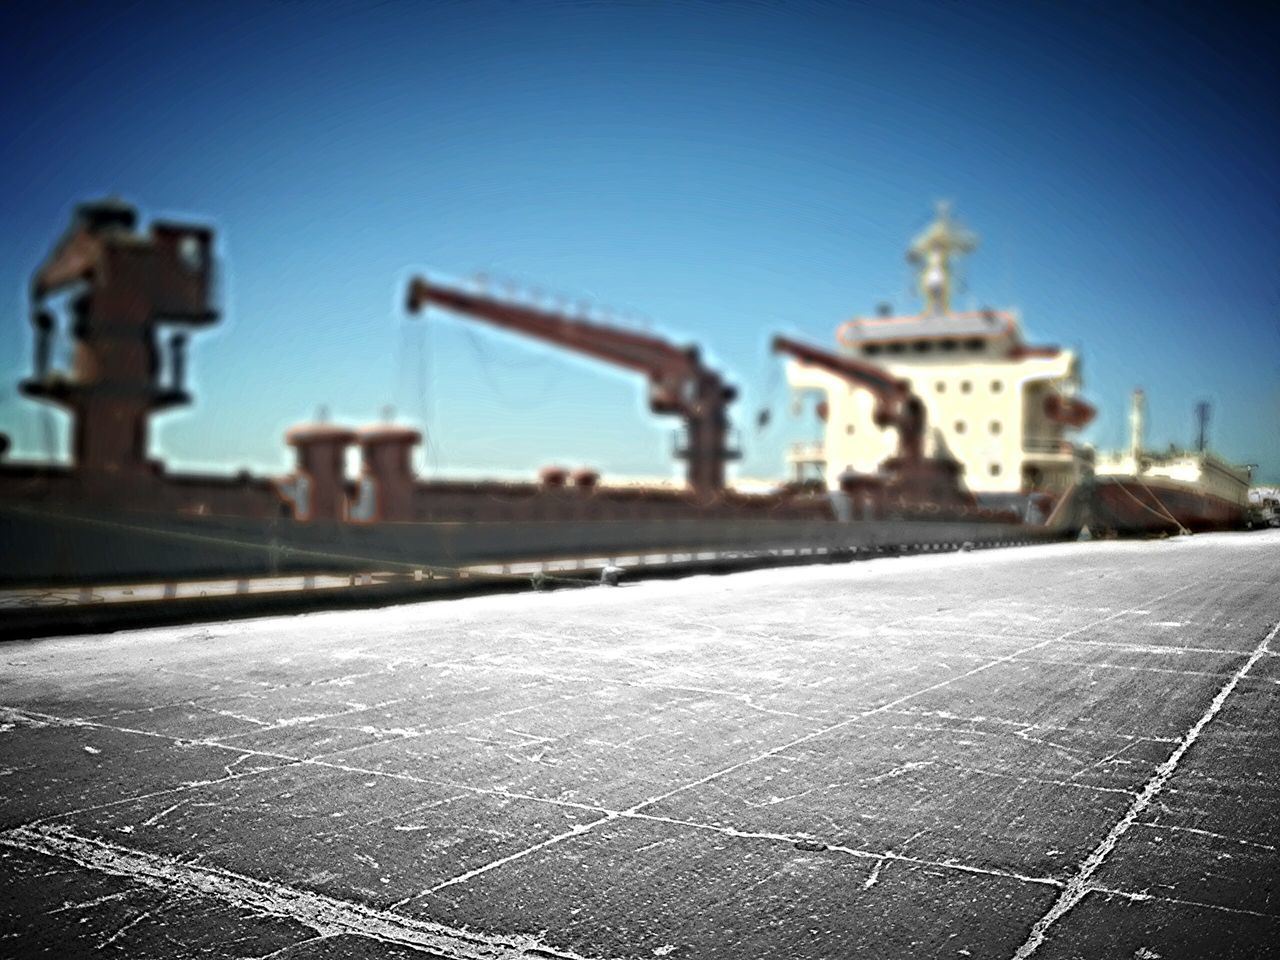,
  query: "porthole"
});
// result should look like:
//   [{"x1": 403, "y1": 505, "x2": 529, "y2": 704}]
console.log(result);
[
  {"x1": 990, "y1": 421, "x2": 1001, "y2": 435},
  {"x1": 990, "y1": 463, "x2": 1002, "y2": 476},
  {"x1": 991, "y1": 380, "x2": 1003, "y2": 393},
  {"x1": 955, "y1": 421, "x2": 967, "y2": 434},
  {"x1": 960, "y1": 381, "x2": 972, "y2": 394}
]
